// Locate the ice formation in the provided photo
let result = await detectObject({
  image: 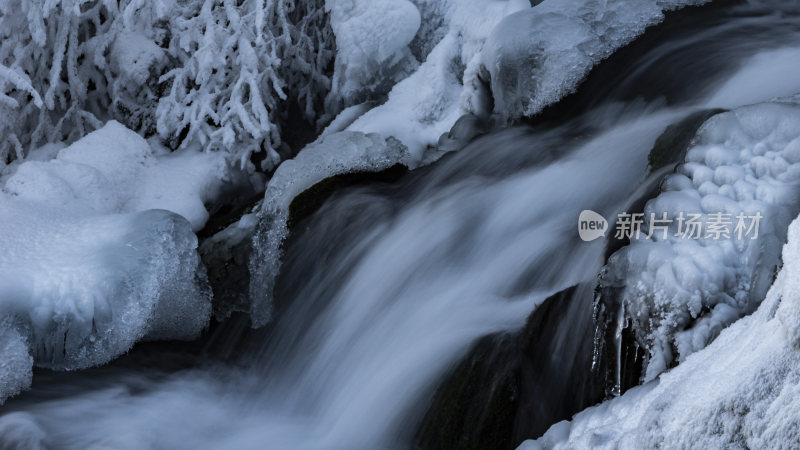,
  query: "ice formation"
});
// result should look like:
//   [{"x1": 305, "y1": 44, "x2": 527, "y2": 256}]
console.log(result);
[
  {"x1": 249, "y1": 131, "x2": 409, "y2": 326},
  {"x1": 0, "y1": 0, "x2": 334, "y2": 171},
  {"x1": 601, "y1": 97, "x2": 800, "y2": 380},
  {"x1": 0, "y1": 121, "x2": 223, "y2": 403},
  {"x1": 523, "y1": 212, "x2": 800, "y2": 449},
  {"x1": 482, "y1": 0, "x2": 709, "y2": 119},
  {"x1": 0, "y1": 321, "x2": 33, "y2": 404}
]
